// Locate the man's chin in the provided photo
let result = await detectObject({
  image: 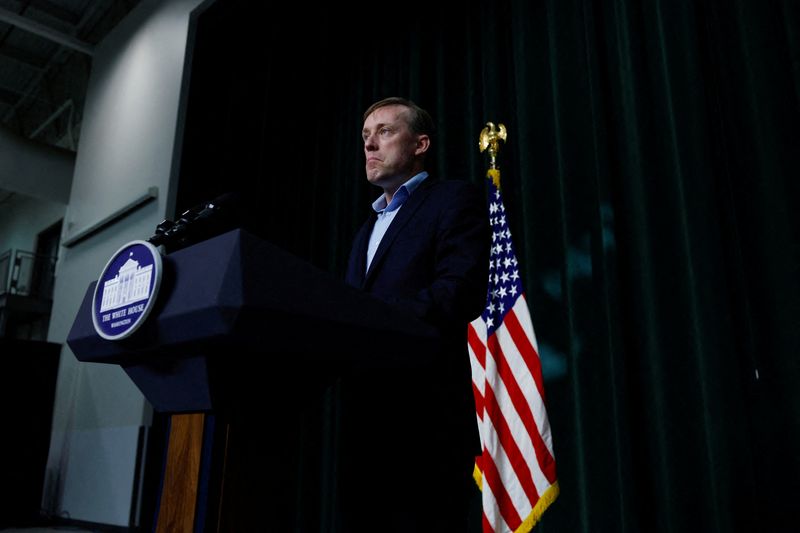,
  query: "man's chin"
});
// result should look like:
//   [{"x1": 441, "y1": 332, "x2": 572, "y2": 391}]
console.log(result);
[{"x1": 366, "y1": 172, "x2": 385, "y2": 186}]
